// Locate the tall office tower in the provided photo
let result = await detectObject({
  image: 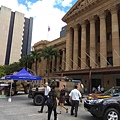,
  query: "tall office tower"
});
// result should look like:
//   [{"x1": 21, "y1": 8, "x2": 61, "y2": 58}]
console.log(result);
[{"x1": 0, "y1": 6, "x2": 33, "y2": 65}]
